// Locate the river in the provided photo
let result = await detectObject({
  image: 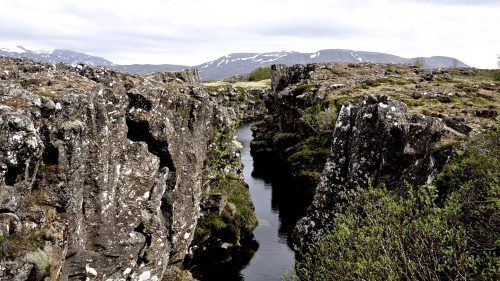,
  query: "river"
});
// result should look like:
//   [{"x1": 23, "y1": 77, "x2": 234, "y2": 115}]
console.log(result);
[
  {"x1": 189, "y1": 122, "x2": 308, "y2": 280},
  {"x1": 237, "y1": 122, "x2": 297, "y2": 281}
]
